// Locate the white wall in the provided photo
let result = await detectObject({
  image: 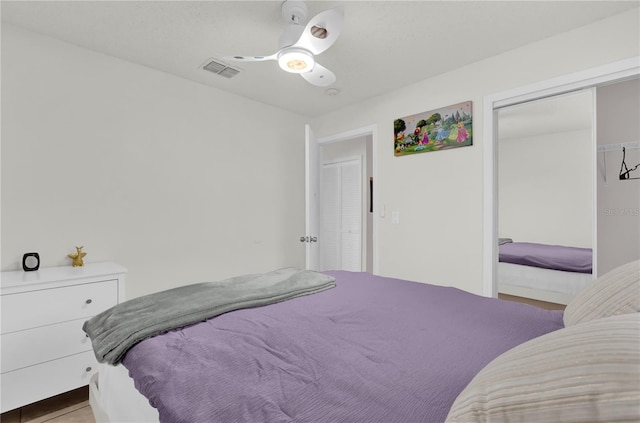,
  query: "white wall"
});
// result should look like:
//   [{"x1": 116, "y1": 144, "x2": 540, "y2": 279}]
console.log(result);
[
  {"x1": 3, "y1": 9, "x2": 638, "y2": 299},
  {"x1": 597, "y1": 78, "x2": 640, "y2": 275},
  {"x1": 498, "y1": 128, "x2": 593, "y2": 248},
  {"x1": 311, "y1": 9, "x2": 639, "y2": 295},
  {"x1": 1, "y1": 24, "x2": 307, "y2": 299}
]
